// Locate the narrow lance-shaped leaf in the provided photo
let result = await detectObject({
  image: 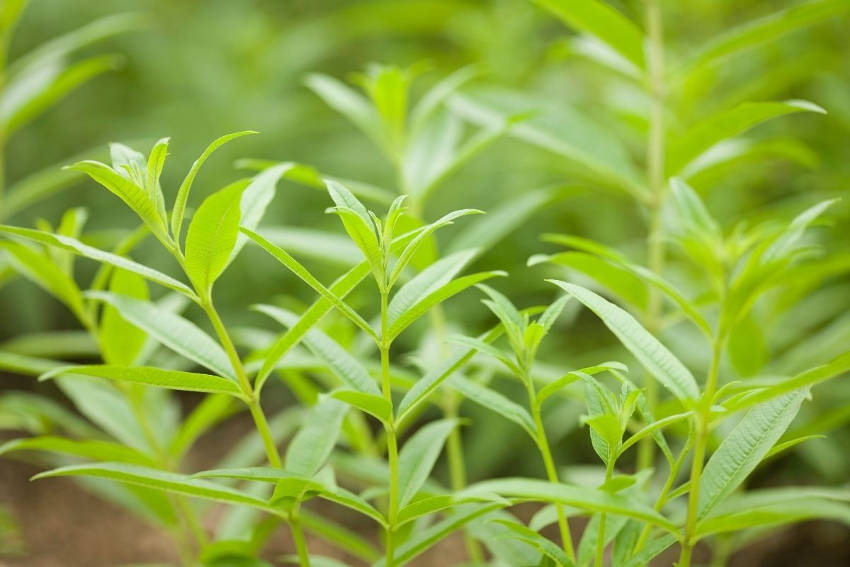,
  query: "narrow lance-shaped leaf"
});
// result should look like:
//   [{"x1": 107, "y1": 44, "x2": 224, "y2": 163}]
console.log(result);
[
  {"x1": 86, "y1": 291, "x2": 234, "y2": 379},
  {"x1": 241, "y1": 228, "x2": 378, "y2": 341},
  {"x1": 532, "y1": 0, "x2": 646, "y2": 70},
  {"x1": 40, "y1": 365, "x2": 247, "y2": 398},
  {"x1": 550, "y1": 281, "x2": 699, "y2": 401},
  {"x1": 284, "y1": 397, "x2": 348, "y2": 477},
  {"x1": 398, "y1": 419, "x2": 458, "y2": 507},
  {"x1": 32, "y1": 462, "x2": 281, "y2": 515},
  {"x1": 0, "y1": 225, "x2": 195, "y2": 298},
  {"x1": 698, "y1": 390, "x2": 808, "y2": 518},
  {"x1": 254, "y1": 305, "x2": 380, "y2": 396},
  {"x1": 171, "y1": 131, "x2": 257, "y2": 240},
  {"x1": 667, "y1": 100, "x2": 826, "y2": 175}
]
